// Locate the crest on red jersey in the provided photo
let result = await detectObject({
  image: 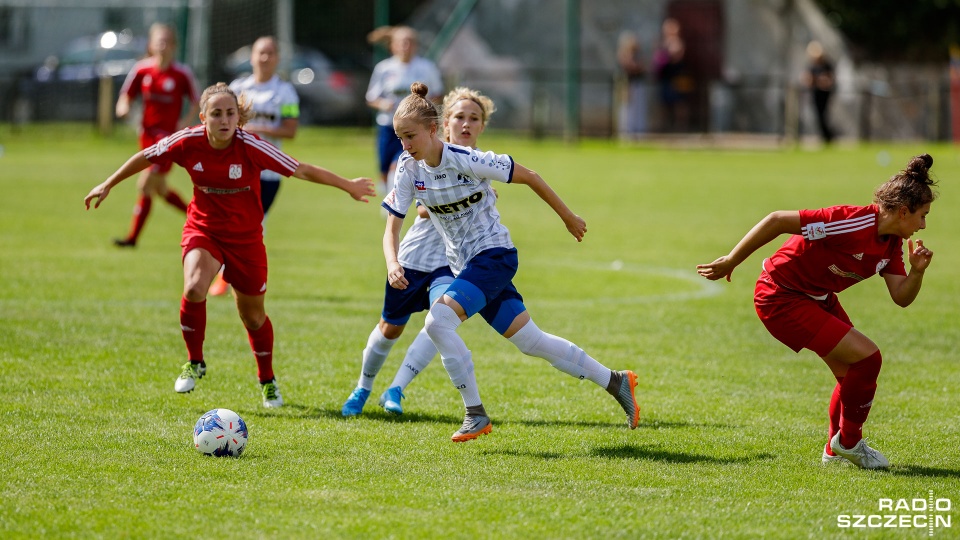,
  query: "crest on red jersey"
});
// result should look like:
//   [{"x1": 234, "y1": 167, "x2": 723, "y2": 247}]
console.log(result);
[{"x1": 229, "y1": 164, "x2": 242, "y2": 179}]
